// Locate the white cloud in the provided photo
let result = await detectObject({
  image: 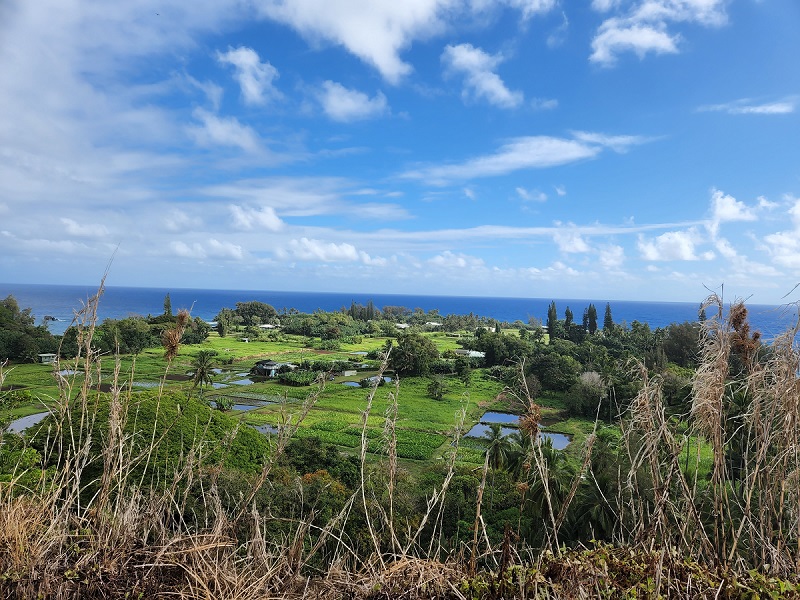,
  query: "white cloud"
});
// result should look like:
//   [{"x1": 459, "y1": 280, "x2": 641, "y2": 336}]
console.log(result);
[
  {"x1": 428, "y1": 250, "x2": 485, "y2": 268},
  {"x1": 464, "y1": 187, "x2": 476, "y2": 200},
  {"x1": 531, "y1": 97, "x2": 558, "y2": 110},
  {"x1": 229, "y1": 205, "x2": 285, "y2": 231},
  {"x1": 163, "y1": 209, "x2": 203, "y2": 232},
  {"x1": 169, "y1": 239, "x2": 245, "y2": 261},
  {"x1": 317, "y1": 81, "x2": 388, "y2": 122},
  {"x1": 282, "y1": 237, "x2": 383, "y2": 265},
  {"x1": 592, "y1": 0, "x2": 621, "y2": 11},
  {"x1": 591, "y1": 0, "x2": 728, "y2": 66},
  {"x1": 638, "y1": 228, "x2": 712, "y2": 261},
  {"x1": 760, "y1": 196, "x2": 800, "y2": 270},
  {"x1": 441, "y1": 43, "x2": 523, "y2": 109},
  {"x1": 207, "y1": 238, "x2": 245, "y2": 260},
  {"x1": 698, "y1": 98, "x2": 796, "y2": 115},
  {"x1": 254, "y1": 0, "x2": 451, "y2": 84},
  {"x1": 554, "y1": 185, "x2": 566, "y2": 196},
  {"x1": 217, "y1": 46, "x2": 282, "y2": 106},
  {"x1": 187, "y1": 108, "x2": 261, "y2": 153},
  {"x1": 402, "y1": 132, "x2": 648, "y2": 184},
  {"x1": 570, "y1": 130, "x2": 650, "y2": 152},
  {"x1": 599, "y1": 244, "x2": 625, "y2": 269},
  {"x1": 707, "y1": 188, "x2": 757, "y2": 237},
  {"x1": 553, "y1": 229, "x2": 591, "y2": 253},
  {"x1": 60, "y1": 218, "x2": 109, "y2": 238},
  {"x1": 591, "y1": 21, "x2": 678, "y2": 65},
  {"x1": 516, "y1": 187, "x2": 547, "y2": 202}
]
